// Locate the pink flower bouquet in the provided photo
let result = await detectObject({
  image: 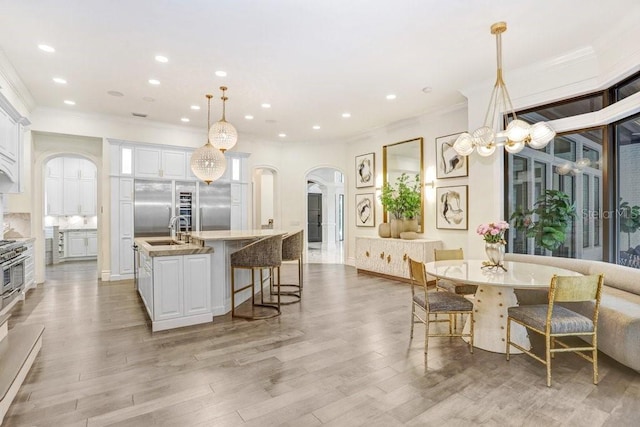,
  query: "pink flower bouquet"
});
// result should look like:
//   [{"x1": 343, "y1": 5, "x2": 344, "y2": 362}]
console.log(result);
[{"x1": 477, "y1": 221, "x2": 509, "y2": 244}]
